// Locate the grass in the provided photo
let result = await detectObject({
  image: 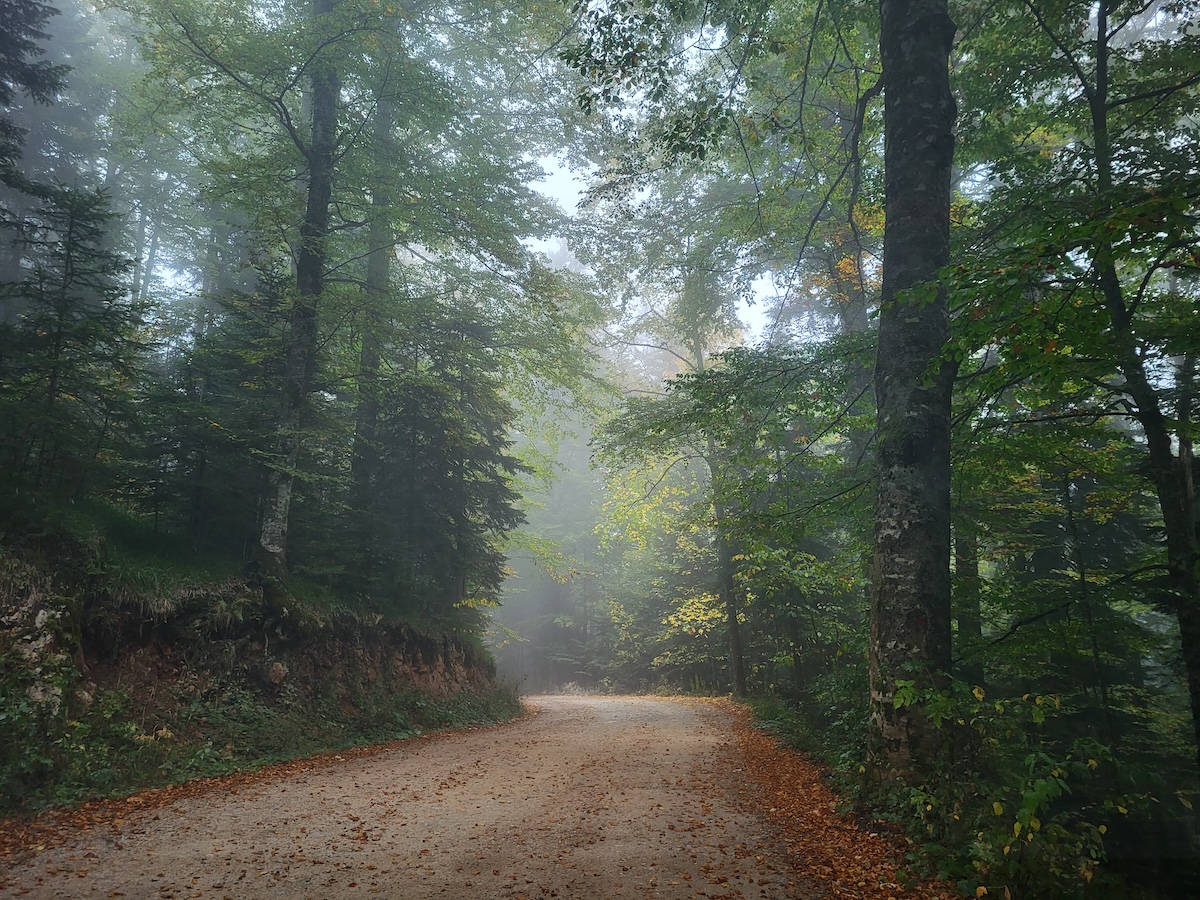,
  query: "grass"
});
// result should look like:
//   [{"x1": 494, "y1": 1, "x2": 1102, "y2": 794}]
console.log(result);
[{"x1": 7, "y1": 678, "x2": 523, "y2": 814}]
